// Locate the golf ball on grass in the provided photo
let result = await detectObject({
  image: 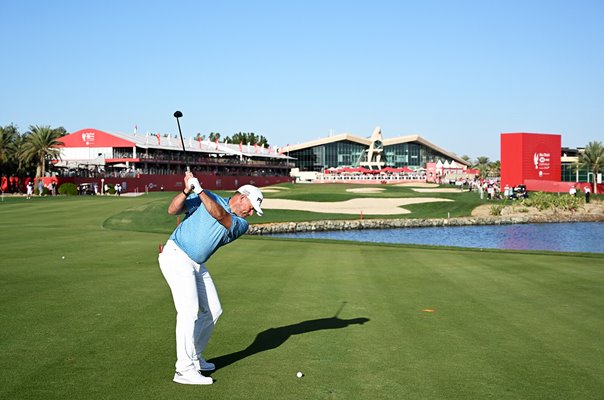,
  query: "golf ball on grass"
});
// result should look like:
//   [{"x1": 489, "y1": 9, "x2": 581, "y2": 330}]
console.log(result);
[{"x1": 296, "y1": 371, "x2": 304, "y2": 378}]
